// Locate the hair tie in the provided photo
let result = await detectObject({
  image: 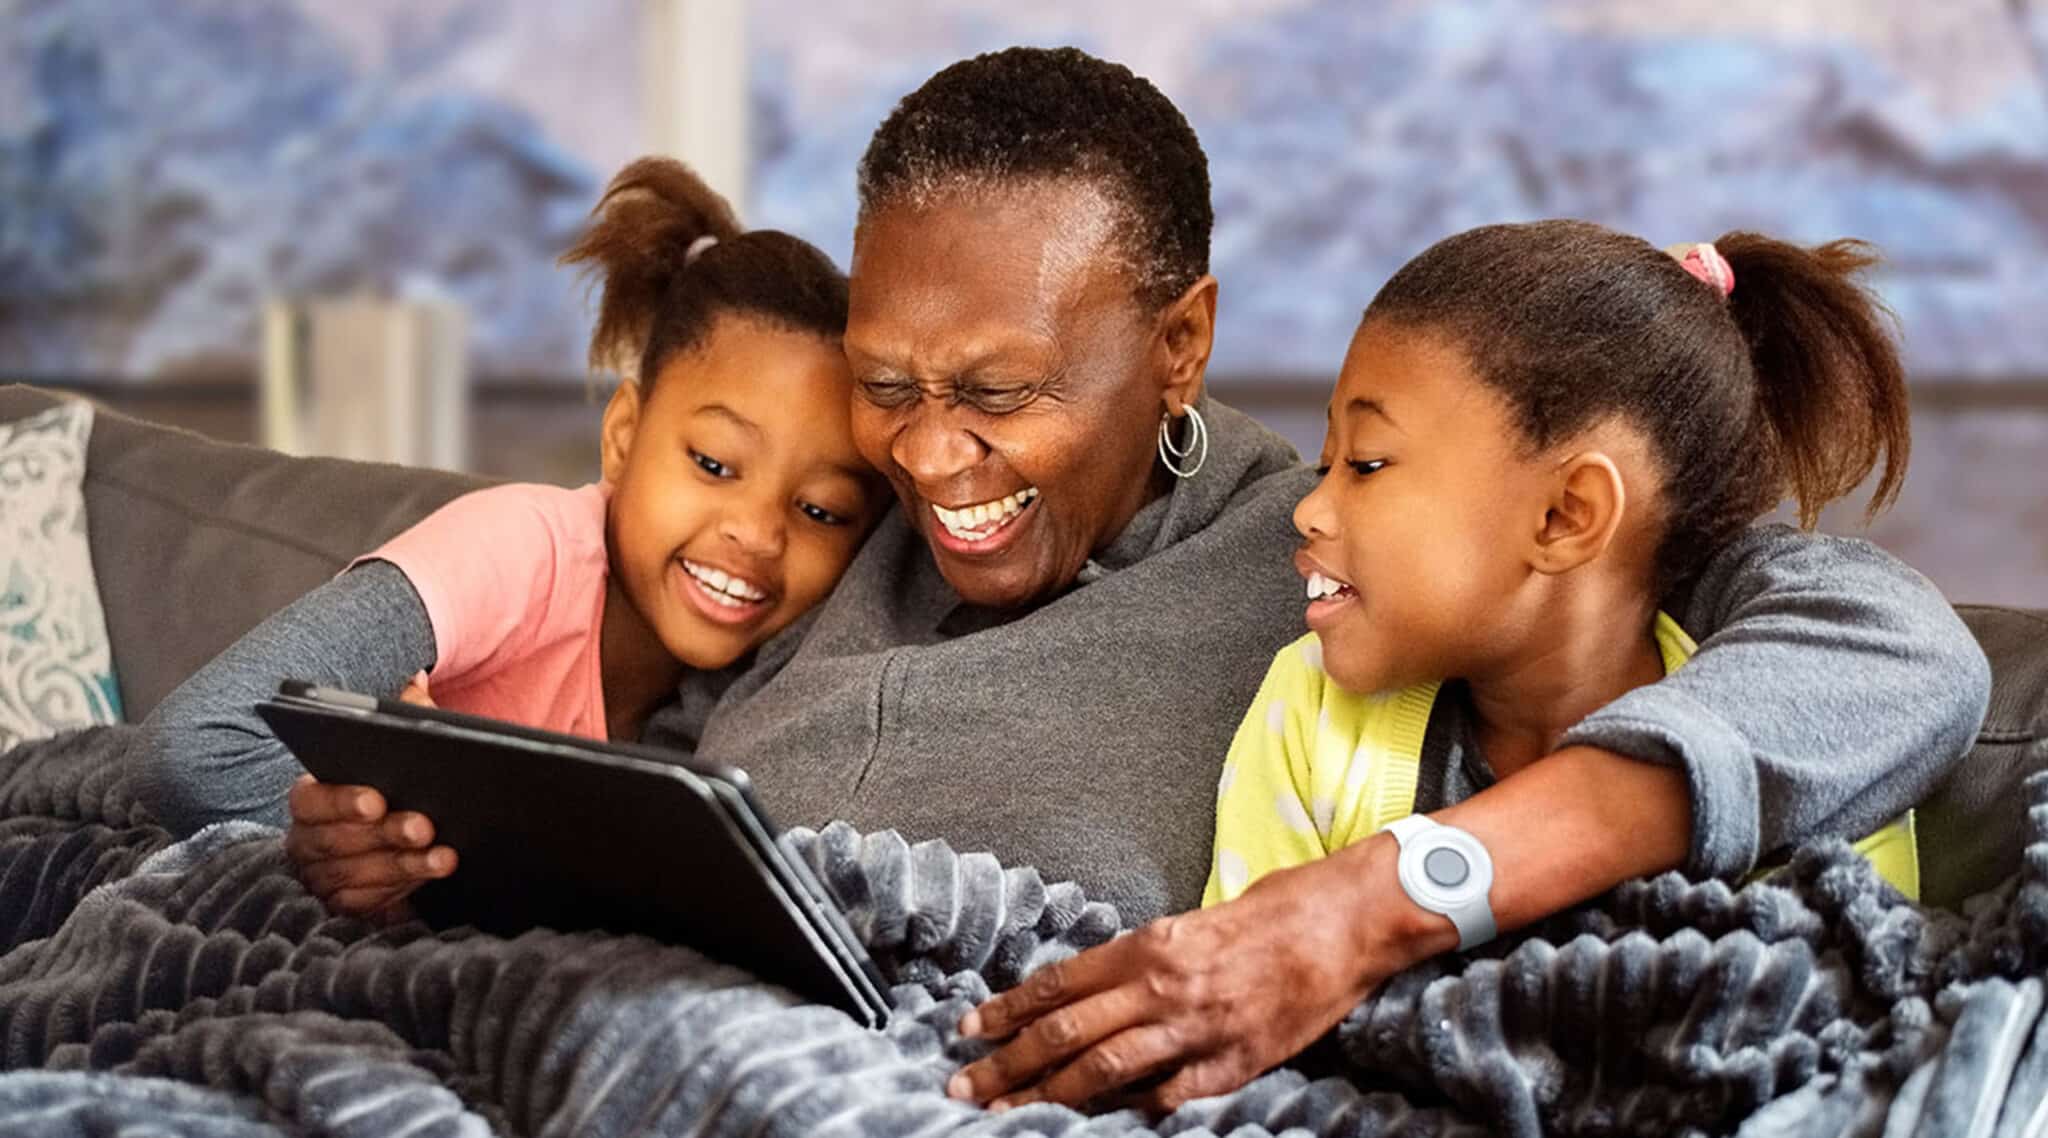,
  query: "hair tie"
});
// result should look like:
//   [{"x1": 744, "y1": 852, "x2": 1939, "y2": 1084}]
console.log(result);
[
  {"x1": 1671, "y1": 241, "x2": 1735, "y2": 298},
  {"x1": 684, "y1": 234, "x2": 720, "y2": 266}
]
